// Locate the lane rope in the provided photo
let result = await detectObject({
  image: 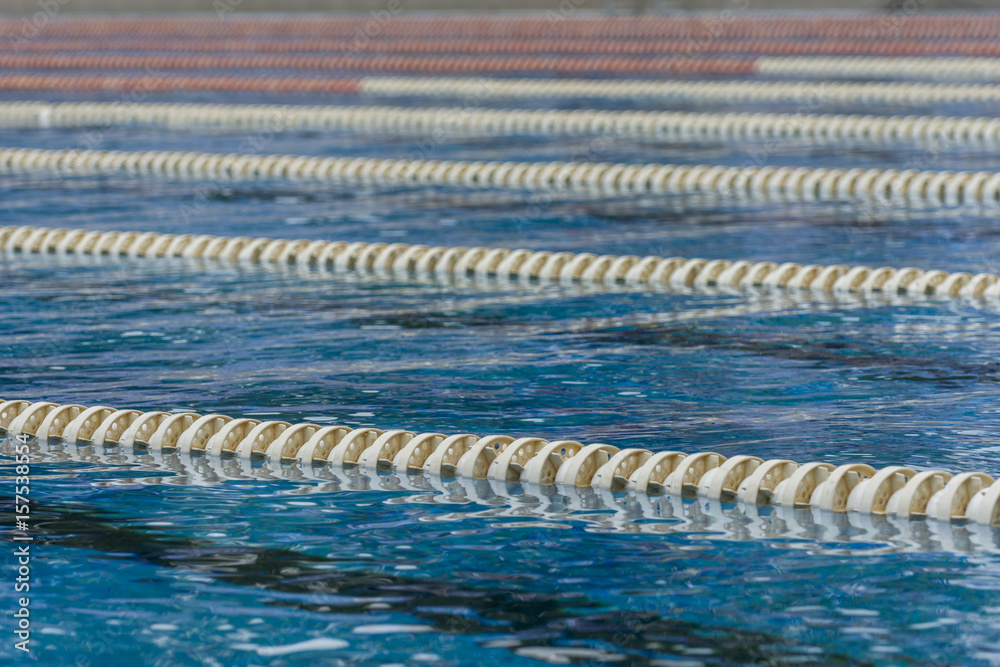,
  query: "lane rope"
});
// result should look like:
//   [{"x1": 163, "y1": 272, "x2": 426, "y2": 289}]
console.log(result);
[
  {"x1": 7, "y1": 438, "x2": 996, "y2": 552},
  {"x1": 7, "y1": 73, "x2": 1000, "y2": 107},
  {"x1": 7, "y1": 14, "x2": 1000, "y2": 40},
  {"x1": 3, "y1": 52, "x2": 1000, "y2": 81},
  {"x1": 1, "y1": 397, "x2": 997, "y2": 526},
  {"x1": 6, "y1": 100, "x2": 1000, "y2": 149},
  {"x1": 16, "y1": 37, "x2": 1000, "y2": 58},
  {"x1": 2, "y1": 146, "x2": 1000, "y2": 208},
  {"x1": 3, "y1": 224, "x2": 999, "y2": 302}
]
